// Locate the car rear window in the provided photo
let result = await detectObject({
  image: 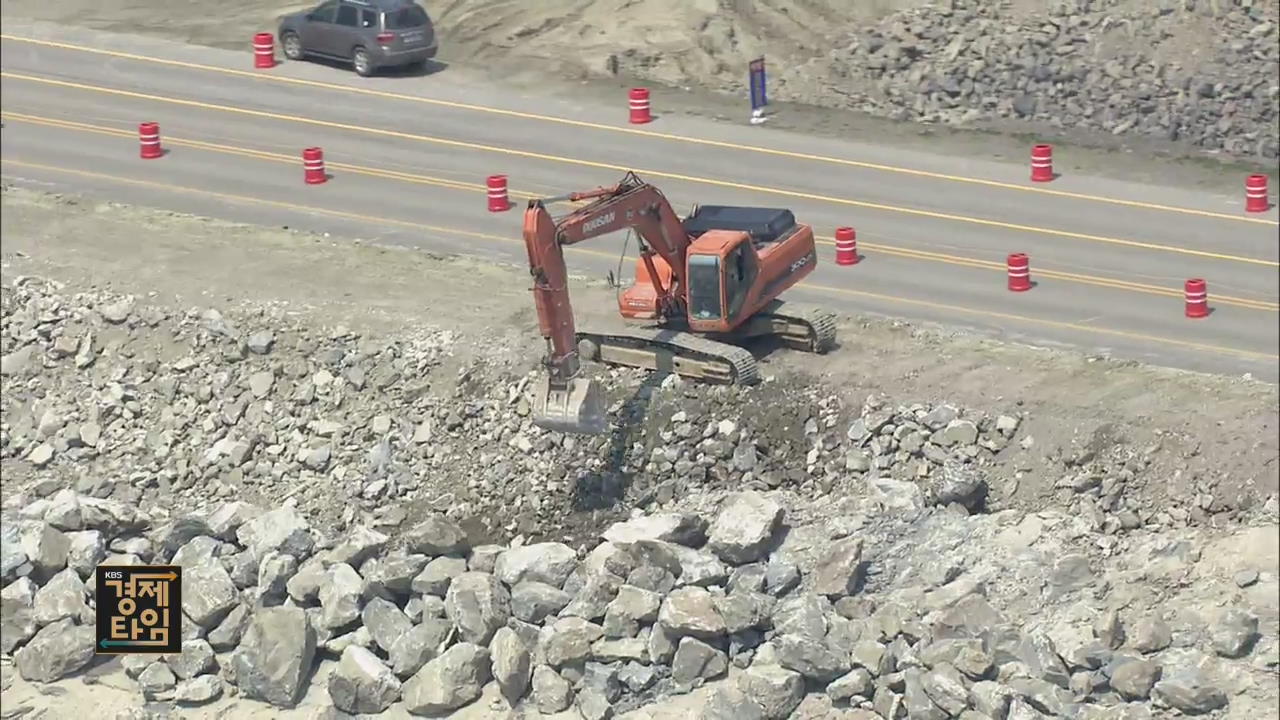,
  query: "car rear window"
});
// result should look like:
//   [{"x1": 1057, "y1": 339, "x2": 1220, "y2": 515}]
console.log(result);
[{"x1": 384, "y1": 6, "x2": 428, "y2": 29}]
